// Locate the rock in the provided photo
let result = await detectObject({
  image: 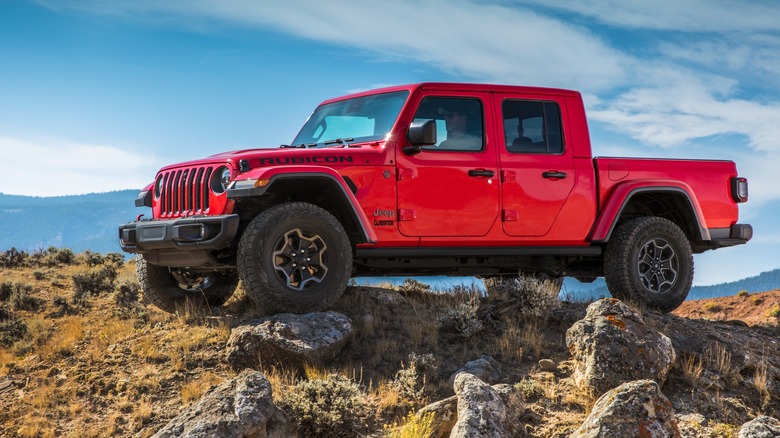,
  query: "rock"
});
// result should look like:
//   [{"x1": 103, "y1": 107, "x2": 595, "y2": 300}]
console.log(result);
[
  {"x1": 566, "y1": 299, "x2": 676, "y2": 397},
  {"x1": 152, "y1": 370, "x2": 275, "y2": 438},
  {"x1": 449, "y1": 355, "x2": 502, "y2": 386},
  {"x1": 416, "y1": 396, "x2": 457, "y2": 438},
  {"x1": 0, "y1": 378, "x2": 13, "y2": 393},
  {"x1": 226, "y1": 311, "x2": 352, "y2": 371},
  {"x1": 738, "y1": 416, "x2": 780, "y2": 438},
  {"x1": 538, "y1": 359, "x2": 557, "y2": 372},
  {"x1": 450, "y1": 373, "x2": 508, "y2": 438},
  {"x1": 493, "y1": 383, "x2": 526, "y2": 437},
  {"x1": 570, "y1": 379, "x2": 679, "y2": 438}
]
